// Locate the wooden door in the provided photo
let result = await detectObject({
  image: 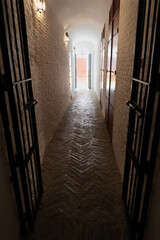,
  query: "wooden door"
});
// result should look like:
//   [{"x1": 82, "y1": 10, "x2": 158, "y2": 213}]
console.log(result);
[
  {"x1": 105, "y1": 0, "x2": 120, "y2": 139},
  {"x1": 100, "y1": 25, "x2": 105, "y2": 108}
]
